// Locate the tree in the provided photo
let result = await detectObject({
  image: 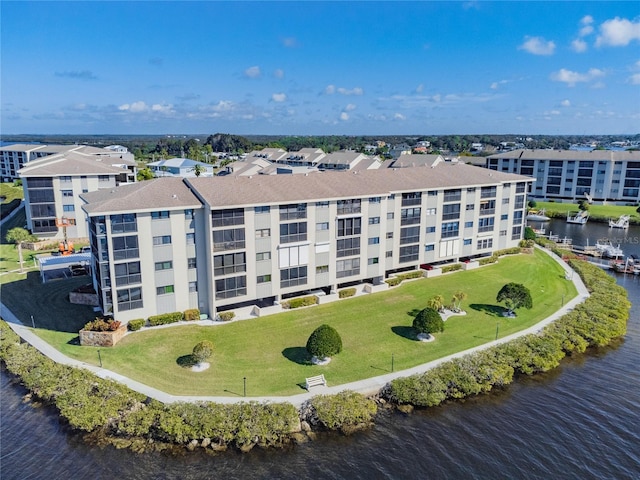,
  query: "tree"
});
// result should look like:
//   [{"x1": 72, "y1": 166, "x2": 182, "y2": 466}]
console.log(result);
[
  {"x1": 496, "y1": 283, "x2": 533, "y2": 314},
  {"x1": 426, "y1": 294, "x2": 445, "y2": 312},
  {"x1": 192, "y1": 340, "x2": 214, "y2": 364},
  {"x1": 6, "y1": 227, "x2": 36, "y2": 273},
  {"x1": 524, "y1": 226, "x2": 536, "y2": 240},
  {"x1": 306, "y1": 324, "x2": 342, "y2": 359},
  {"x1": 527, "y1": 199, "x2": 537, "y2": 209},
  {"x1": 136, "y1": 167, "x2": 154, "y2": 181},
  {"x1": 413, "y1": 307, "x2": 444, "y2": 335},
  {"x1": 578, "y1": 200, "x2": 590, "y2": 211},
  {"x1": 450, "y1": 291, "x2": 467, "y2": 312},
  {"x1": 191, "y1": 163, "x2": 206, "y2": 177}
]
